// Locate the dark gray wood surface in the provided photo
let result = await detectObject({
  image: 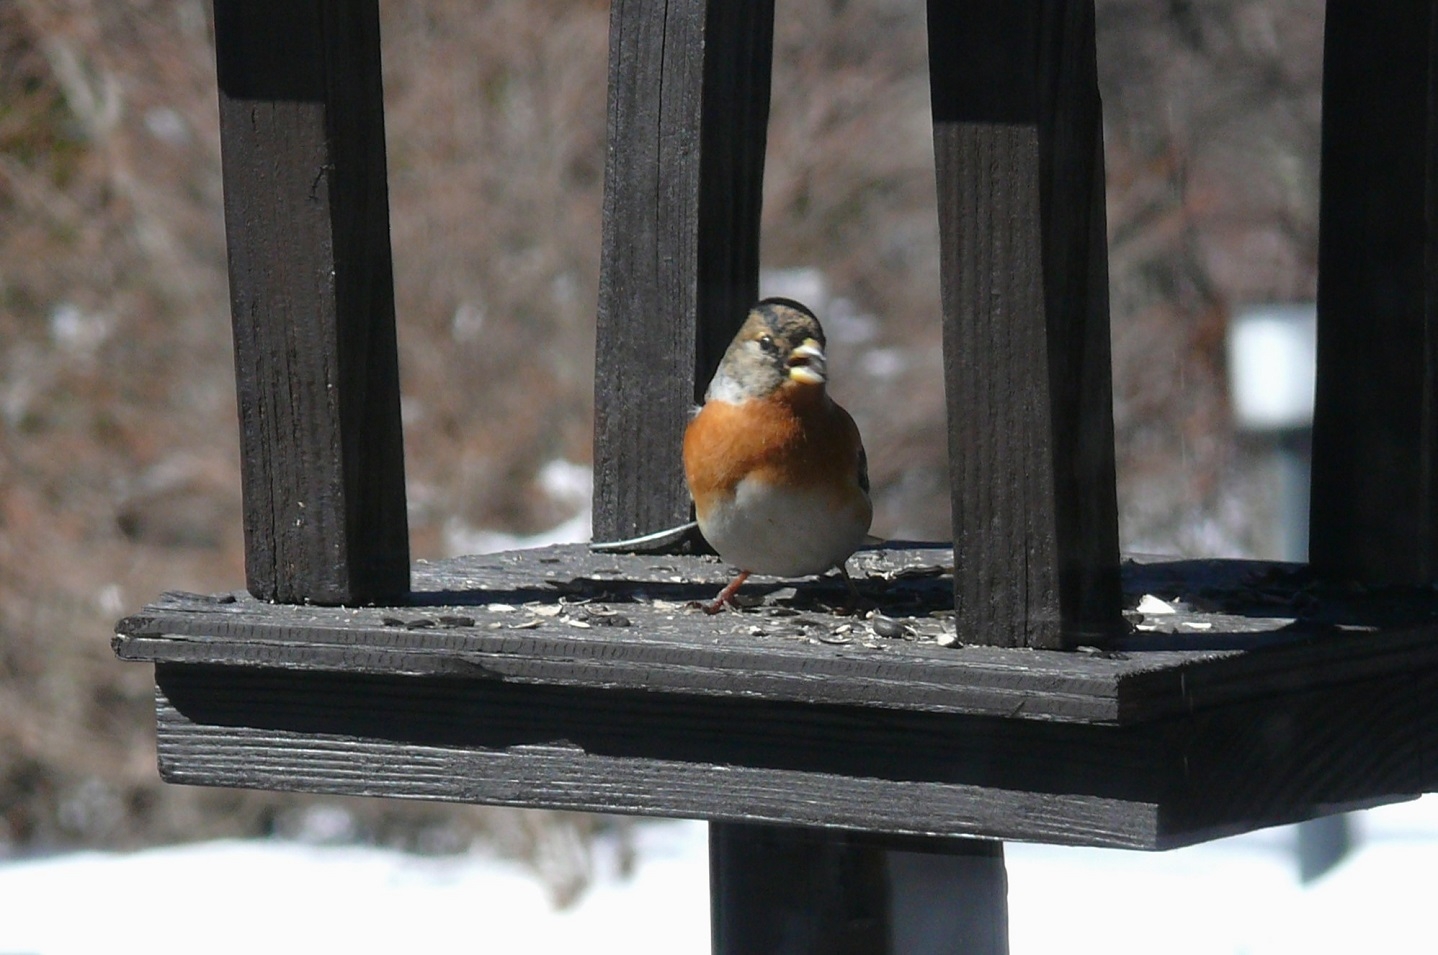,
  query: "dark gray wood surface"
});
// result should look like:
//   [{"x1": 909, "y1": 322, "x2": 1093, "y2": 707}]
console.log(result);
[
  {"x1": 214, "y1": 1, "x2": 410, "y2": 605},
  {"x1": 1311, "y1": 1, "x2": 1438, "y2": 587},
  {"x1": 116, "y1": 545, "x2": 1438, "y2": 848},
  {"x1": 592, "y1": 0, "x2": 773, "y2": 545},
  {"x1": 928, "y1": 0, "x2": 1121, "y2": 649},
  {"x1": 143, "y1": 645, "x2": 1435, "y2": 850},
  {"x1": 115, "y1": 546, "x2": 1438, "y2": 726}
]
